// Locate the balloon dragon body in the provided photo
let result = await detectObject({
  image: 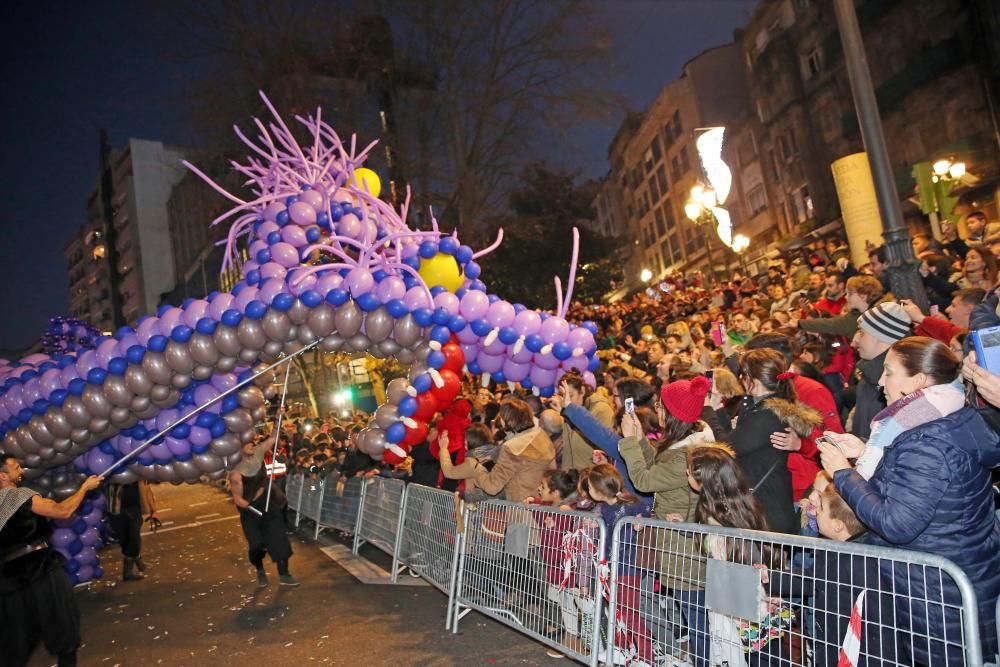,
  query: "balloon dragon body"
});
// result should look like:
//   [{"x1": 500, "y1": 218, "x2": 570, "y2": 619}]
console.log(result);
[{"x1": 0, "y1": 93, "x2": 599, "y2": 582}]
